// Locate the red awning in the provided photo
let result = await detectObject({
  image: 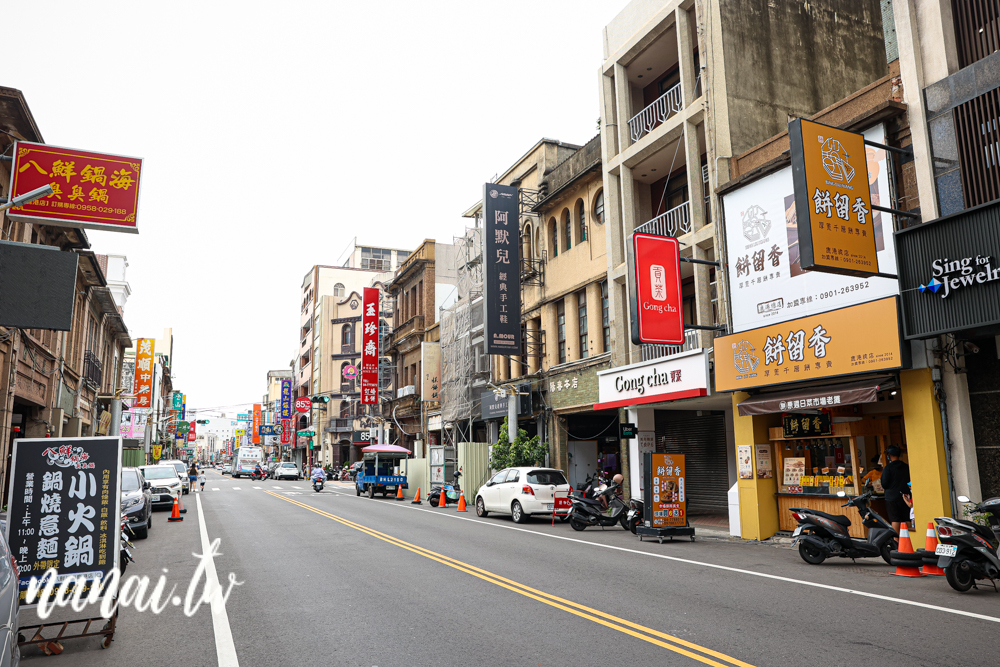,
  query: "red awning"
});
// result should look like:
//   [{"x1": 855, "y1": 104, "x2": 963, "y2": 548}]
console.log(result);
[{"x1": 361, "y1": 444, "x2": 411, "y2": 454}]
